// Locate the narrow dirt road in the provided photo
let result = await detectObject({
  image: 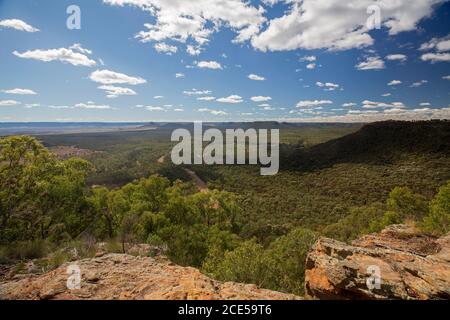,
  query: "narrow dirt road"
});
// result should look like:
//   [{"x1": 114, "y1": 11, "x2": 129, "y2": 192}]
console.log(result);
[
  {"x1": 157, "y1": 154, "x2": 208, "y2": 192},
  {"x1": 183, "y1": 168, "x2": 209, "y2": 193},
  {"x1": 157, "y1": 155, "x2": 166, "y2": 163}
]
